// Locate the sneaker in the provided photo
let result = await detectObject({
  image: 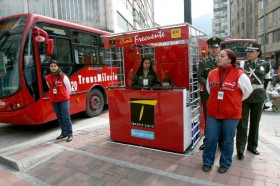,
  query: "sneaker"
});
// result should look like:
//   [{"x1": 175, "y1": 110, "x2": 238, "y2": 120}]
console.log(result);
[
  {"x1": 263, "y1": 105, "x2": 270, "y2": 110},
  {"x1": 199, "y1": 143, "x2": 205, "y2": 150},
  {"x1": 218, "y1": 166, "x2": 228, "y2": 174},
  {"x1": 66, "y1": 136, "x2": 73, "y2": 142},
  {"x1": 56, "y1": 134, "x2": 67, "y2": 140},
  {"x1": 202, "y1": 165, "x2": 212, "y2": 172}
]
